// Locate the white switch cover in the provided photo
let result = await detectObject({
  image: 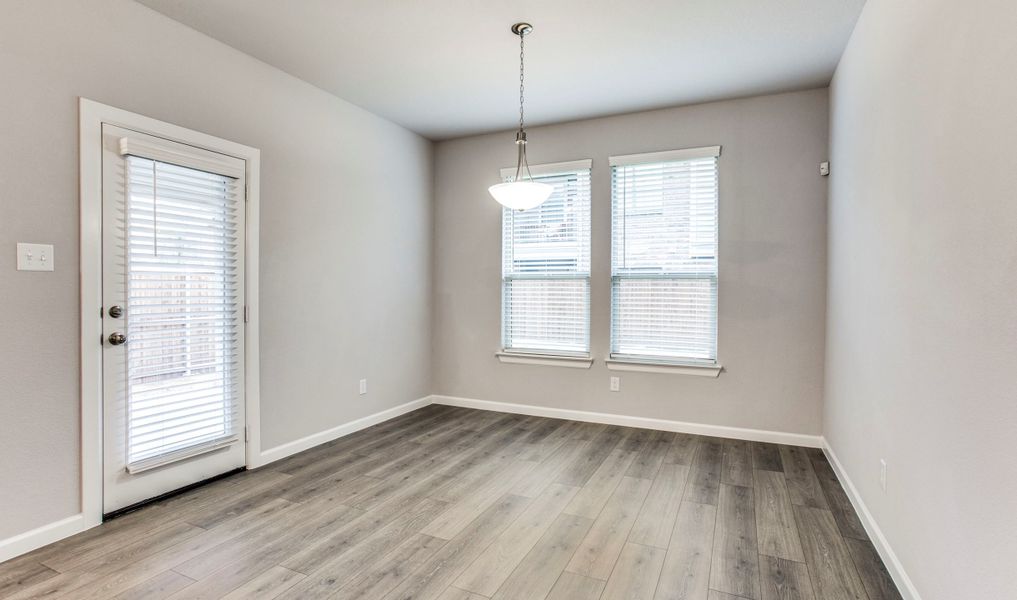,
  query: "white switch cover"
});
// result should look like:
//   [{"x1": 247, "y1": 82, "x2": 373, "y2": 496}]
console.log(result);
[
  {"x1": 359, "y1": 379, "x2": 367, "y2": 395},
  {"x1": 17, "y1": 243, "x2": 54, "y2": 271},
  {"x1": 609, "y1": 376, "x2": 620, "y2": 392}
]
